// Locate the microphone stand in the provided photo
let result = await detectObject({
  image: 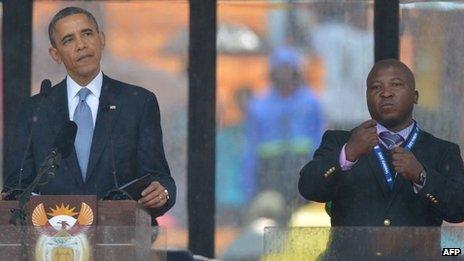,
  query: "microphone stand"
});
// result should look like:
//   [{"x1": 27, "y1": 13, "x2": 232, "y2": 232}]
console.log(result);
[
  {"x1": 102, "y1": 128, "x2": 132, "y2": 200},
  {"x1": 101, "y1": 99, "x2": 132, "y2": 200},
  {"x1": 3, "y1": 80, "x2": 52, "y2": 200},
  {"x1": 2, "y1": 134, "x2": 35, "y2": 201},
  {"x1": 9, "y1": 150, "x2": 61, "y2": 261}
]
